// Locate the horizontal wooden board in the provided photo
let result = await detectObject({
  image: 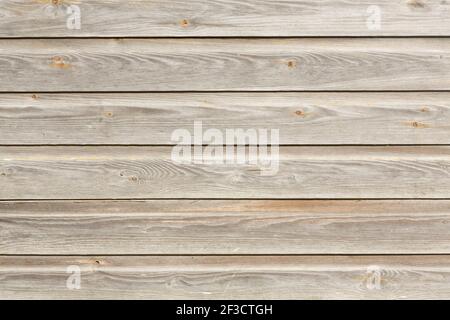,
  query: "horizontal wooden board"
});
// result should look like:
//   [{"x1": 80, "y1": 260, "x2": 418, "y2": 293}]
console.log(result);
[
  {"x1": 2, "y1": 92, "x2": 450, "y2": 145},
  {"x1": 1, "y1": 255, "x2": 450, "y2": 299},
  {"x1": 1, "y1": 39, "x2": 450, "y2": 91},
  {"x1": 1, "y1": 200, "x2": 450, "y2": 255},
  {"x1": 1, "y1": 146, "x2": 450, "y2": 199},
  {"x1": 1, "y1": 0, "x2": 450, "y2": 37}
]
